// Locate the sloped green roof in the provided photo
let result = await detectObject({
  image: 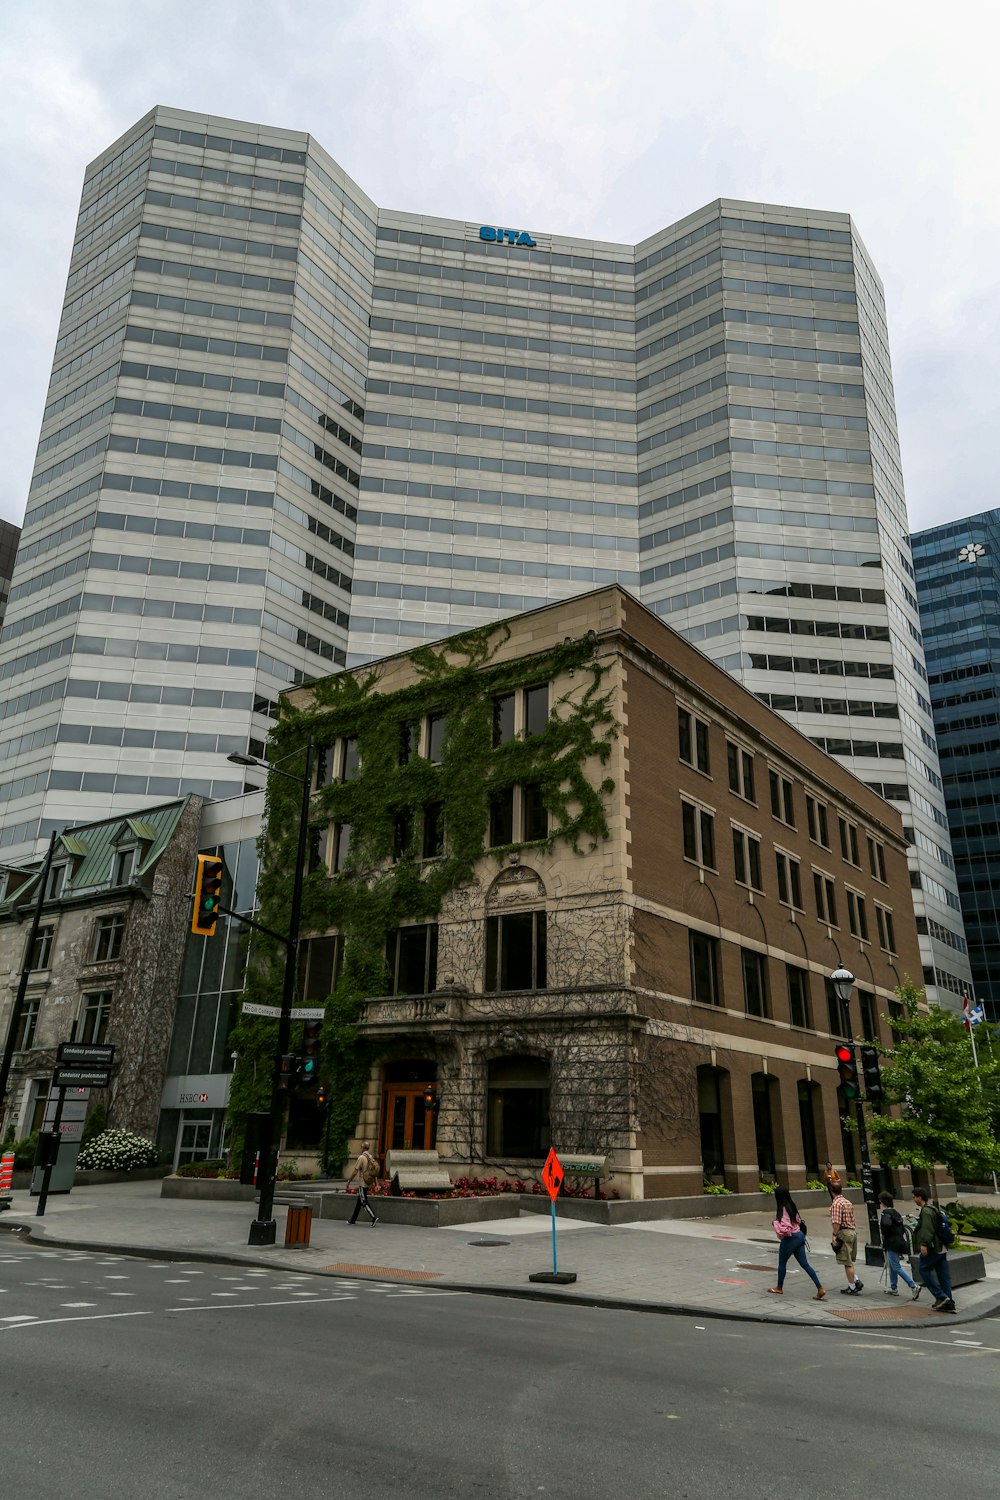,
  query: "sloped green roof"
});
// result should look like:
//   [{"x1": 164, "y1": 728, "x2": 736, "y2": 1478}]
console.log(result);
[{"x1": 0, "y1": 797, "x2": 191, "y2": 911}]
